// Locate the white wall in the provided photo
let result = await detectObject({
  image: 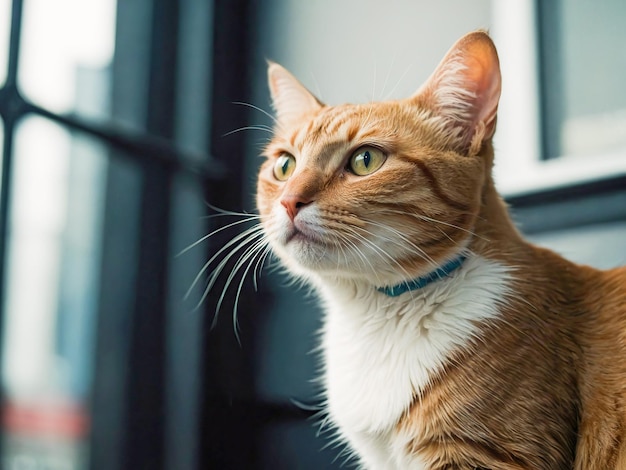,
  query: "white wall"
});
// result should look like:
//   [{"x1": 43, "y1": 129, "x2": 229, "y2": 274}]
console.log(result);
[{"x1": 251, "y1": 0, "x2": 491, "y2": 109}]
